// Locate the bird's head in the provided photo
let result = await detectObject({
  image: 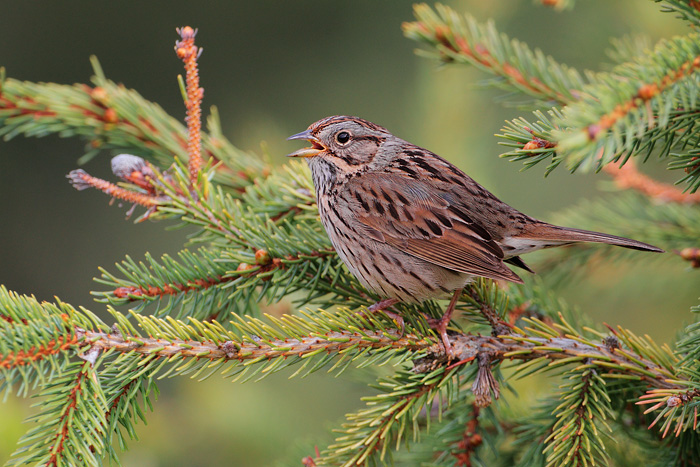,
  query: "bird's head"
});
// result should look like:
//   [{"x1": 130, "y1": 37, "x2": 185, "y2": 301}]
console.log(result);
[{"x1": 287, "y1": 116, "x2": 394, "y2": 179}]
